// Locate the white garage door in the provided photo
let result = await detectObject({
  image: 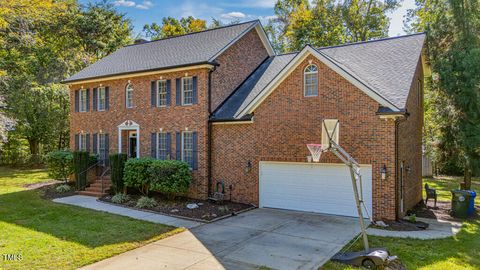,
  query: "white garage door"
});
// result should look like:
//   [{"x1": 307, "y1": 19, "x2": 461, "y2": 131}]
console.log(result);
[{"x1": 259, "y1": 162, "x2": 373, "y2": 217}]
